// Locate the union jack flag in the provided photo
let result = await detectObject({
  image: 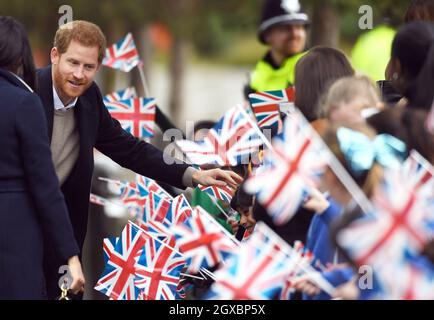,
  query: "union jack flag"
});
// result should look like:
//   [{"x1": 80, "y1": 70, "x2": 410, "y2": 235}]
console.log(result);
[
  {"x1": 90, "y1": 193, "x2": 111, "y2": 207},
  {"x1": 139, "y1": 194, "x2": 192, "y2": 230},
  {"x1": 98, "y1": 177, "x2": 145, "y2": 218},
  {"x1": 205, "y1": 222, "x2": 293, "y2": 300},
  {"x1": 102, "y1": 33, "x2": 141, "y2": 72},
  {"x1": 372, "y1": 249, "x2": 434, "y2": 300},
  {"x1": 136, "y1": 175, "x2": 173, "y2": 201},
  {"x1": 105, "y1": 98, "x2": 156, "y2": 139},
  {"x1": 103, "y1": 237, "x2": 119, "y2": 265},
  {"x1": 116, "y1": 181, "x2": 142, "y2": 207},
  {"x1": 279, "y1": 241, "x2": 316, "y2": 300},
  {"x1": 173, "y1": 206, "x2": 238, "y2": 273},
  {"x1": 104, "y1": 87, "x2": 137, "y2": 103},
  {"x1": 95, "y1": 221, "x2": 149, "y2": 300},
  {"x1": 137, "y1": 219, "x2": 173, "y2": 242},
  {"x1": 248, "y1": 87, "x2": 295, "y2": 130},
  {"x1": 336, "y1": 161, "x2": 434, "y2": 269},
  {"x1": 134, "y1": 235, "x2": 185, "y2": 300},
  {"x1": 141, "y1": 191, "x2": 173, "y2": 227},
  {"x1": 176, "y1": 106, "x2": 264, "y2": 166},
  {"x1": 199, "y1": 184, "x2": 234, "y2": 203},
  {"x1": 402, "y1": 150, "x2": 434, "y2": 199},
  {"x1": 244, "y1": 111, "x2": 328, "y2": 225},
  {"x1": 169, "y1": 194, "x2": 193, "y2": 225}
]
